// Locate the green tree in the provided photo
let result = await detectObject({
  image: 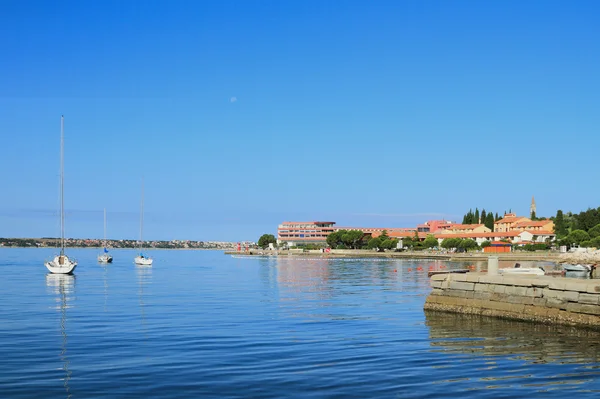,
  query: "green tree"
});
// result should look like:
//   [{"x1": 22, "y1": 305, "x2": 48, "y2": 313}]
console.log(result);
[
  {"x1": 481, "y1": 209, "x2": 487, "y2": 225},
  {"x1": 402, "y1": 236, "x2": 414, "y2": 248},
  {"x1": 258, "y1": 234, "x2": 277, "y2": 248},
  {"x1": 474, "y1": 208, "x2": 480, "y2": 224},
  {"x1": 567, "y1": 229, "x2": 590, "y2": 246},
  {"x1": 423, "y1": 234, "x2": 438, "y2": 248},
  {"x1": 462, "y1": 214, "x2": 468, "y2": 224},
  {"x1": 326, "y1": 231, "x2": 342, "y2": 248},
  {"x1": 480, "y1": 240, "x2": 491, "y2": 248},
  {"x1": 531, "y1": 211, "x2": 537, "y2": 220},
  {"x1": 341, "y1": 230, "x2": 365, "y2": 249},
  {"x1": 592, "y1": 236, "x2": 600, "y2": 248},
  {"x1": 441, "y1": 237, "x2": 461, "y2": 249},
  {"x1": 554, "y1": 210, "x2": 567, "y2": 238},
  {"x1": 367, "y1": 237, "x2": 381, "y2": 250},
  {"x1": 458, "y1": 239, "x2": 478, "y2": 250},
  {"x1": 485, "y1": 213, "x2": 495, "y2": 231},
  {"x1": 588, "y1": 224, "x2": 600, "y2": 239},
  {"x1": 495, "y1": 212, "x2": 499, "y2": 221}
]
